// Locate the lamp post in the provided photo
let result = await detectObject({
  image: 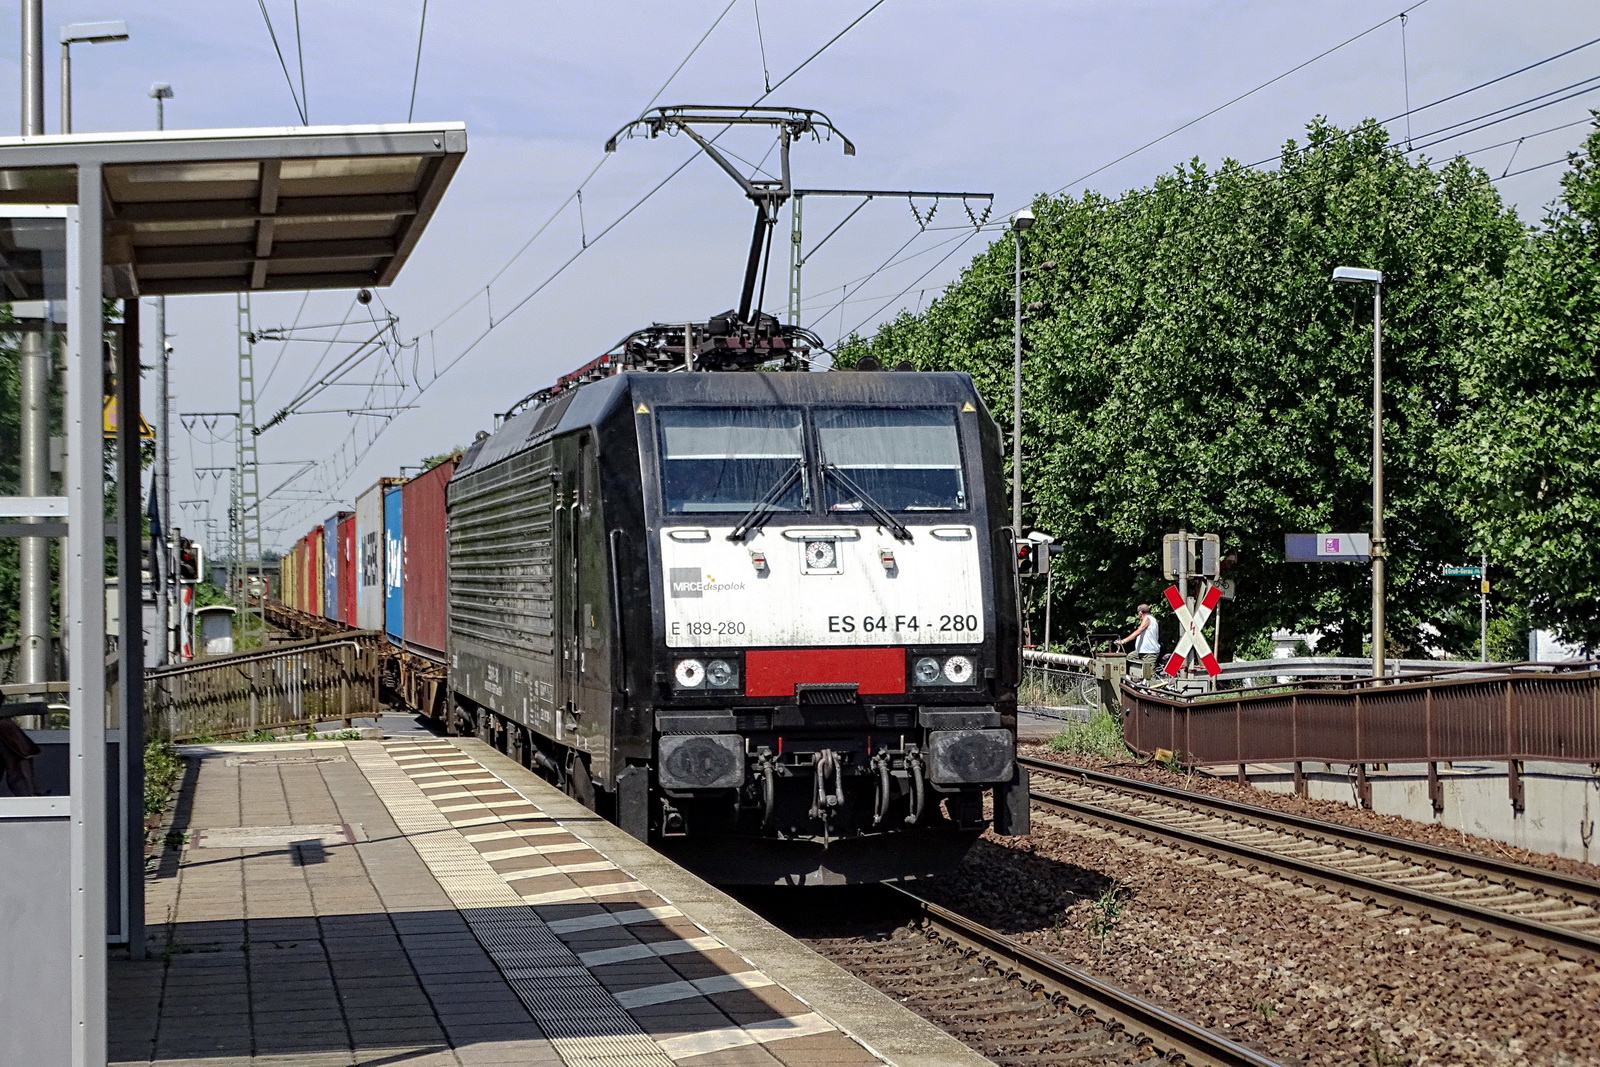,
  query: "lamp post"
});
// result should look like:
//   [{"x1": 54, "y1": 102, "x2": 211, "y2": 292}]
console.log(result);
[
  {"x1": 1010, "y1": 208, "x2": 1034, "y2": 535},
  {"x1": 150, "y1": 82, "x2": 174, "y2": 662},
  {"x1": 59, "y1": 20, "x2": 129, "y2": 133},
  {"x1": 1333, "y1": 265, "x2": 1386, "y2": 678}
]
